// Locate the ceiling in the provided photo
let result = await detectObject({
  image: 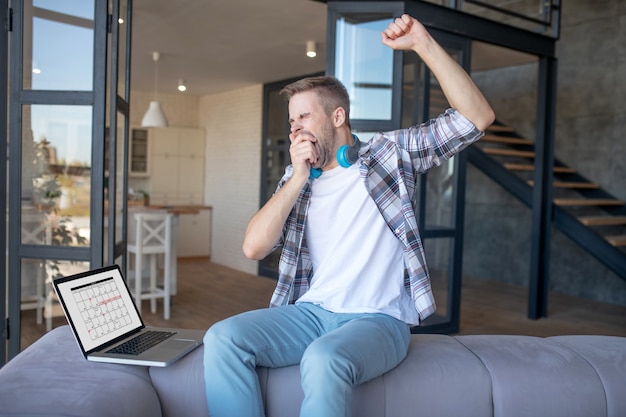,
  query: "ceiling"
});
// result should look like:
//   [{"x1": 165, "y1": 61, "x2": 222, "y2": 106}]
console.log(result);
[
  {"x1": 130, "y1": 0, "x2": 328, "y2": 97},
  {"x1": 129, "y1": 0, "x2": 536, "y2": 98}
]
